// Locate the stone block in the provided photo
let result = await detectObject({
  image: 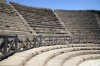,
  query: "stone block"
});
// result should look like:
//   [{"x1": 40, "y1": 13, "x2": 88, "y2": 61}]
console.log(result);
[{"x1": 0, "y1": 56, "x2": 26, "y2": 66}]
